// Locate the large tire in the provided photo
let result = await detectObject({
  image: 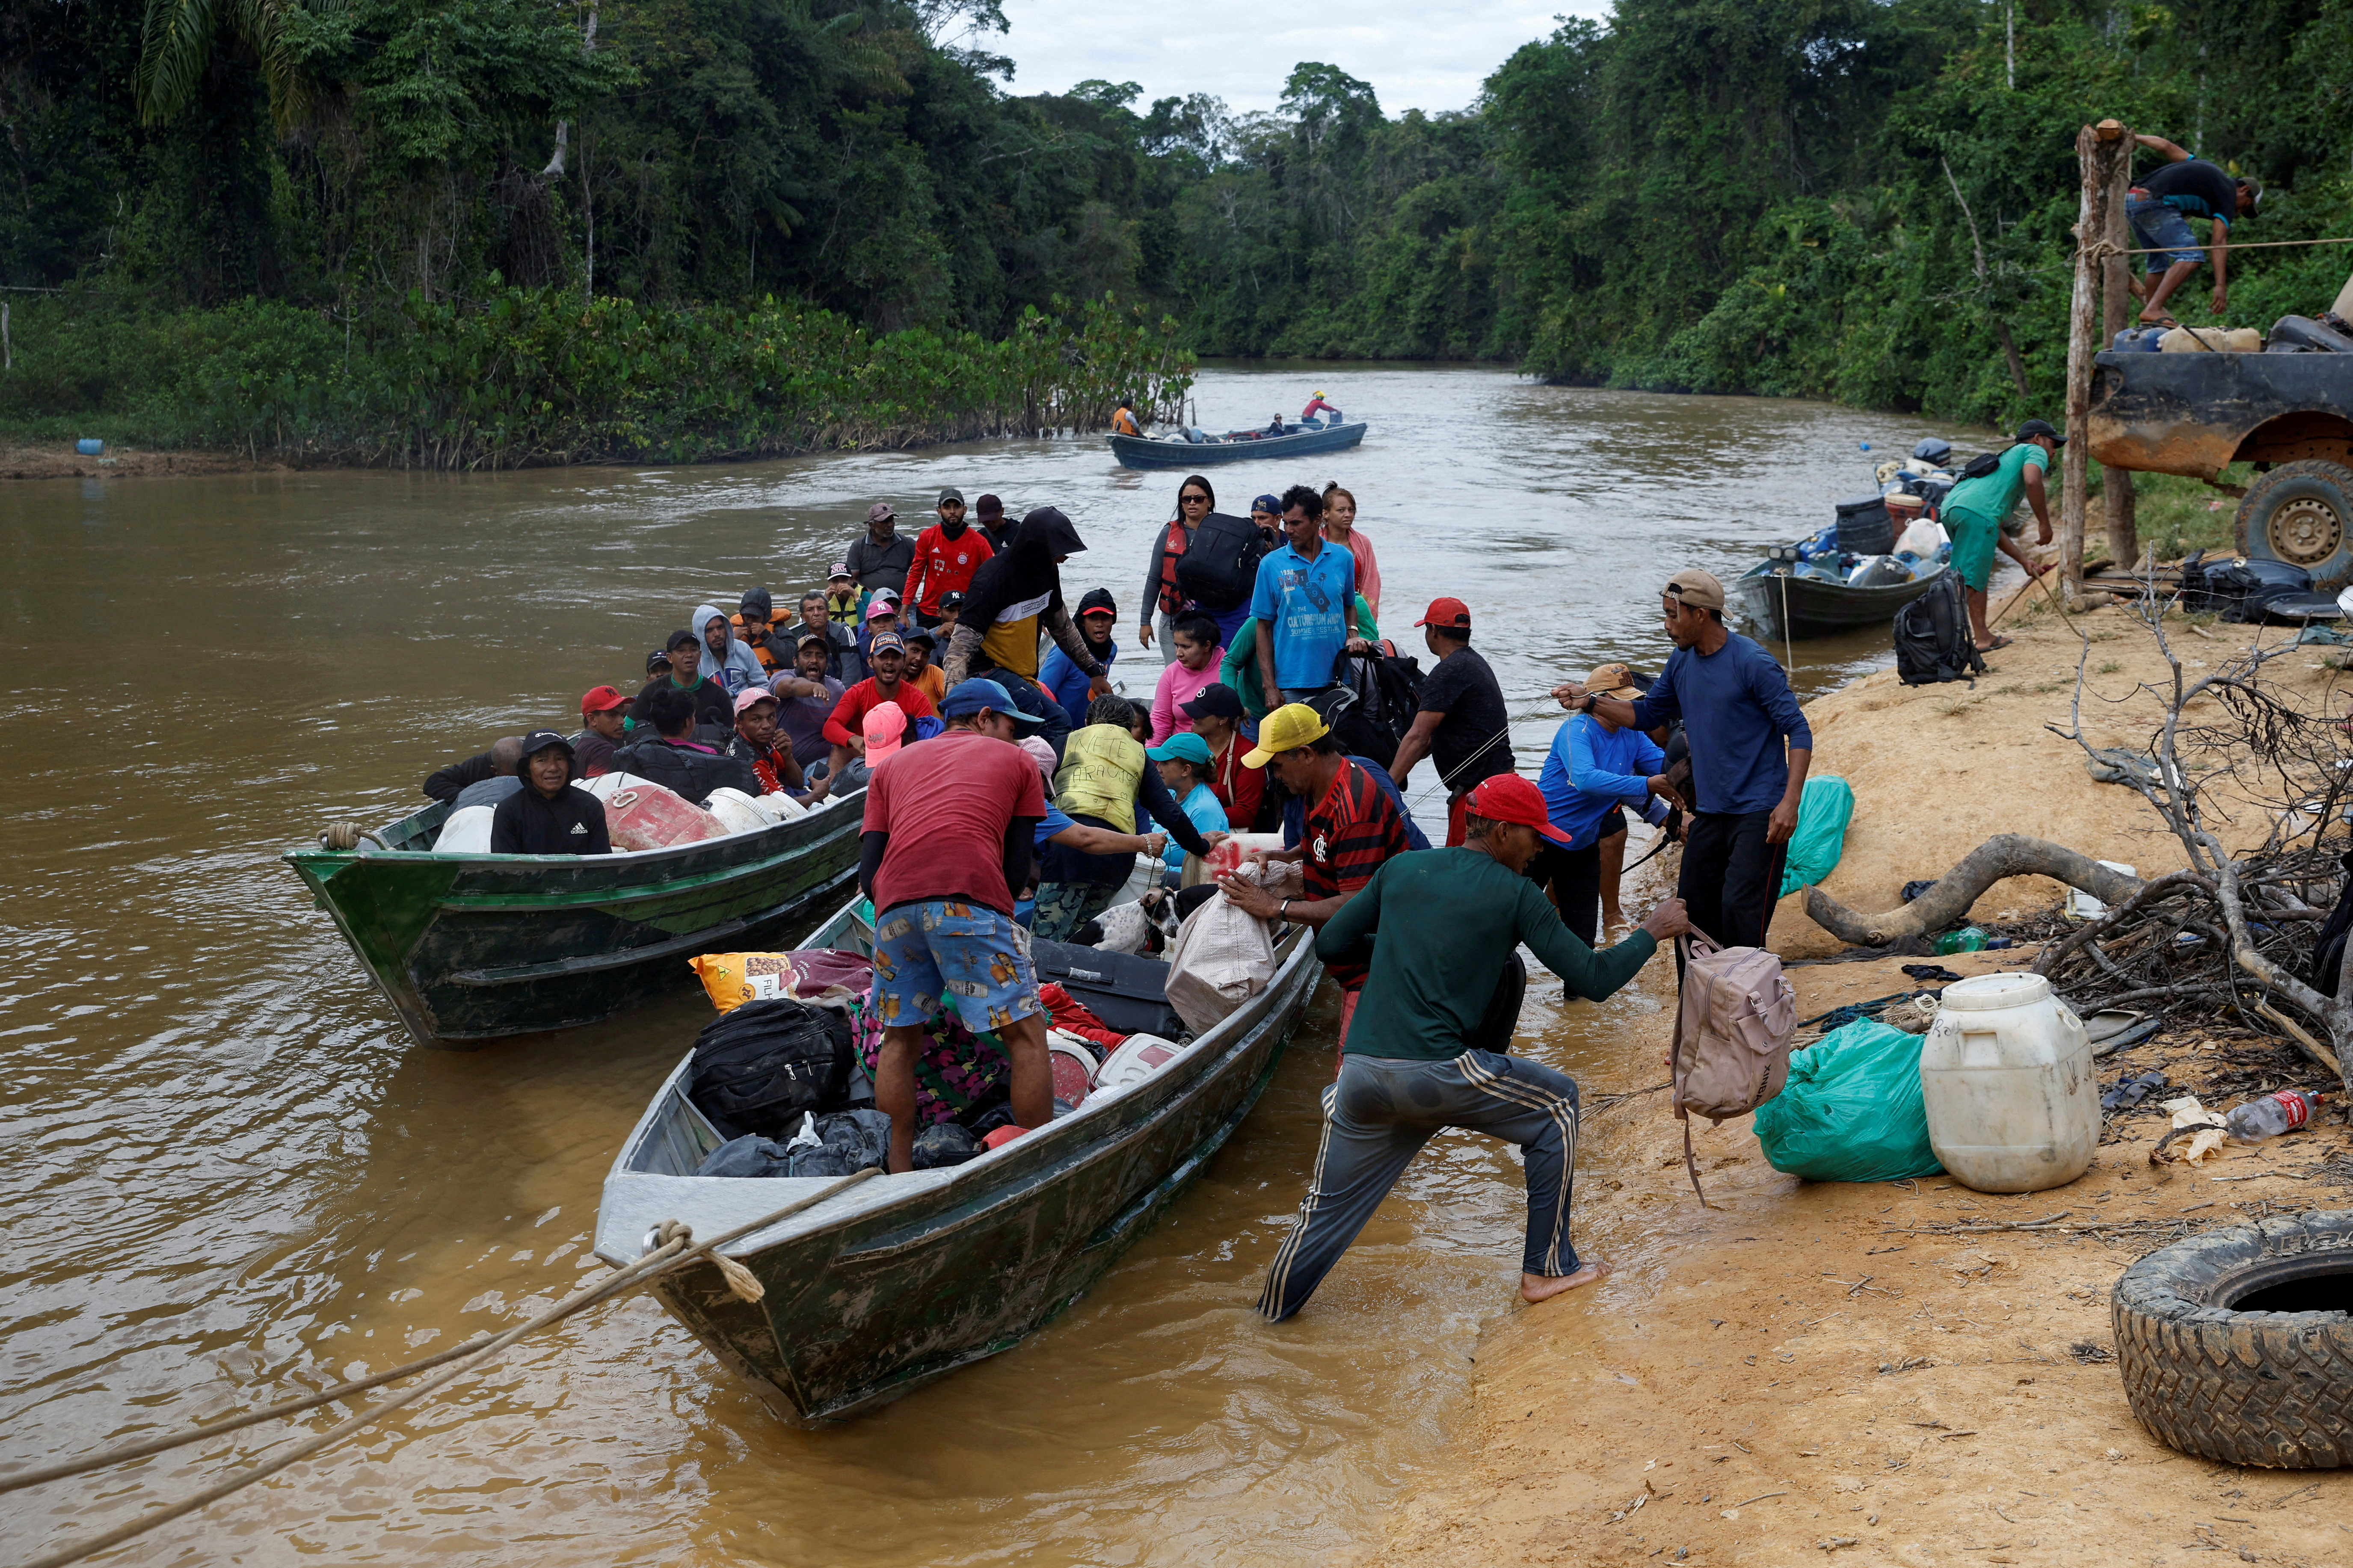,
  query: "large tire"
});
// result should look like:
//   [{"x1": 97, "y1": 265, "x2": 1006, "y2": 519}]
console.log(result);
[
  {"x1": 2113, "y1": 1211, "x2": 2353, "y2": 1467},
  {"x1": 2235, "y1": 460, "x2": 2353, "y2": 590}
]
